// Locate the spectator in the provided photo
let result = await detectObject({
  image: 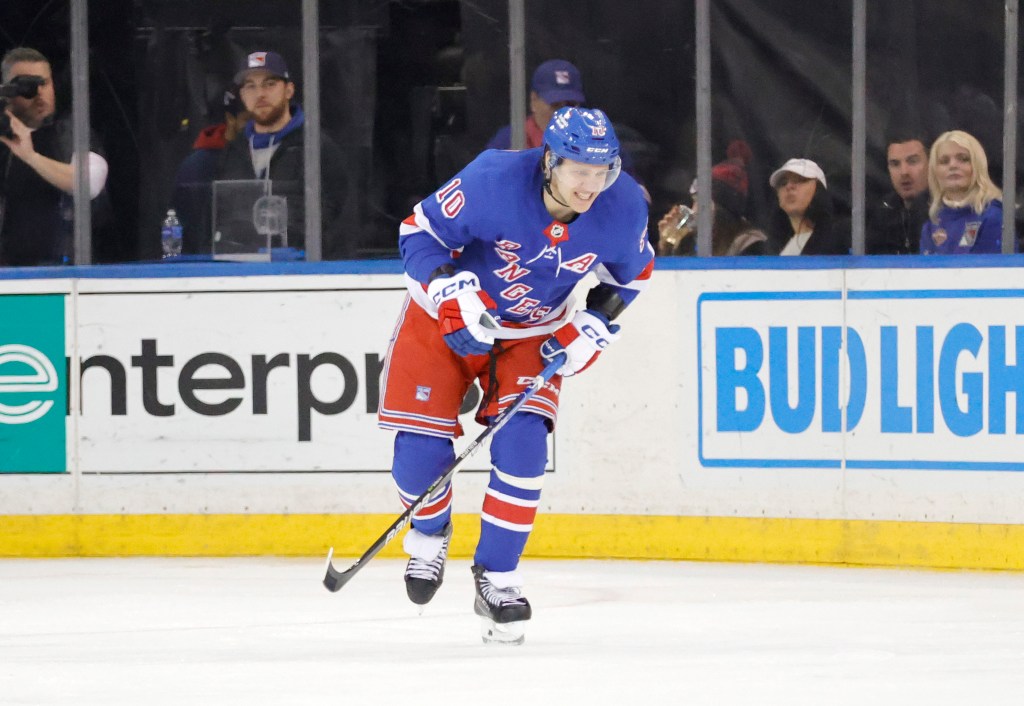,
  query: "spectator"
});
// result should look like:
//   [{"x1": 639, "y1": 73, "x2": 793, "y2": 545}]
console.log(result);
[
  {"x1": 217, "y1": 51, "x2": 350, "y2": 259},
  {"x1": 486, "y1": 59, "x2": 584, "y2": 151},
  {"x1": 920, "y1": 129, "x2": 1008, "y2": 255},
  {"x1": 485, "y1": 58, "x2": 649, "y2": 196},
  {"x1": 171, "y1": 89, "x2": 251, "y2": 254},
  {"x1": 656, "y1": 140, "x2": 768, "y2": 256},
  {"x1": 766, "y1": 158, "x2": 849, "y2": 256},
  {"x1": 0, "y1": 47, "x2": 109, "y2": 266},
  {"x1": 867, "y1": 130, "x2": 930, "y2": 254}
]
